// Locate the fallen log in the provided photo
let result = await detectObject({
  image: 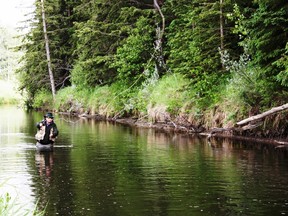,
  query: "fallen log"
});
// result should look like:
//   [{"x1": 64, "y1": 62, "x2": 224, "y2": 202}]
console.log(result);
[
  {"x1": 237, "y1": 103, "x2": 288, "y2": 126},
  {"x1": 207, "y1": 121, "x2": 264, "y2": 139},
  {"x1": 206, "y1": 103, "x2": 288, "y2": 140}
]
